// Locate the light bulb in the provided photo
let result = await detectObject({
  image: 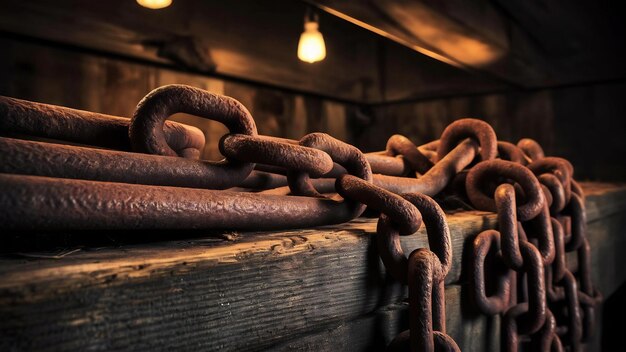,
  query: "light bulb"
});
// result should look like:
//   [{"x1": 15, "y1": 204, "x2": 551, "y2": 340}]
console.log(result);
[
  {"x1": 297, "y1": 21, "x2": 326, "y2": 63},
  {"x1": 137, "y1": 0, "x2": 172, "y2": 10}
]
